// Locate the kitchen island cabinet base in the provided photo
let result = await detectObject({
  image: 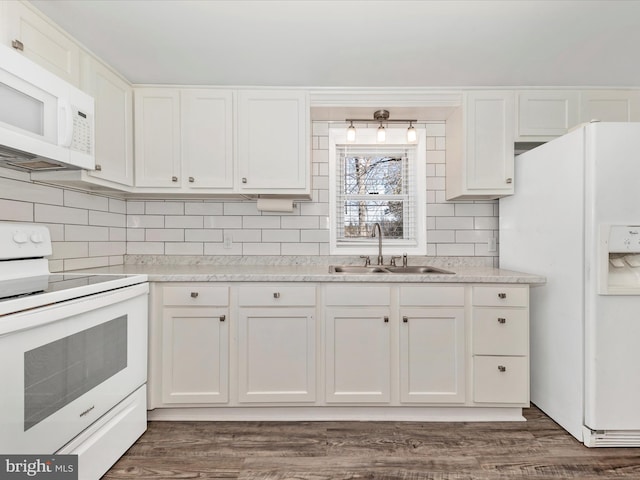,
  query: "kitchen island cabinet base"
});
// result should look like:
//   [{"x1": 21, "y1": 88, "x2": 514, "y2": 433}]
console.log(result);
[{"x1": 147, "y1": 406, "x2": 526, "y2": 422}]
